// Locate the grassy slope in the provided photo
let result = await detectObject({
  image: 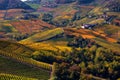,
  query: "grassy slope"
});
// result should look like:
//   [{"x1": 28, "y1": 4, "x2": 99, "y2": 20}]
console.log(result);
[
  {"x1": 23, "y1": 42, "x2": 72, "y2": 53},
  {"x1": 20, "y1": 28, "x2": 64, "y2": 43},
  {"x1": 0, "y1": 56, "x2": 50, "y2": 80},
  {"x1": 19, "y1": 28, "x2": 72, "y2": 52},
  {"x1": 94, "y1": 25, "x2": 120, "y2": 39},
  {"x1": 0, "y1": 22, "x2": 17, "y2": 33},
  {"x1": 94, "y1": 38, "x2": 120, "y2": 54},
  {"x1": 0, "y1": 40, "x2": 34, "y2": 57},
  {"x1": 0, "y1": 40, "x2": 52, "y2": 79},
  {"x1": 26, "y1": 3, "x2": 40, "y2": 9}
]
